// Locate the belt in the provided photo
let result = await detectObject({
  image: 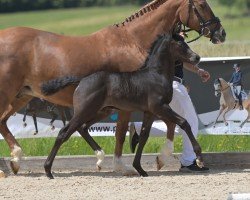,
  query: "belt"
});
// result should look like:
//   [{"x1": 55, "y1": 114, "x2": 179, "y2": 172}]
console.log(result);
[{"x1": 173, "y1": 76, "x2": 185, "y2": 85}]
